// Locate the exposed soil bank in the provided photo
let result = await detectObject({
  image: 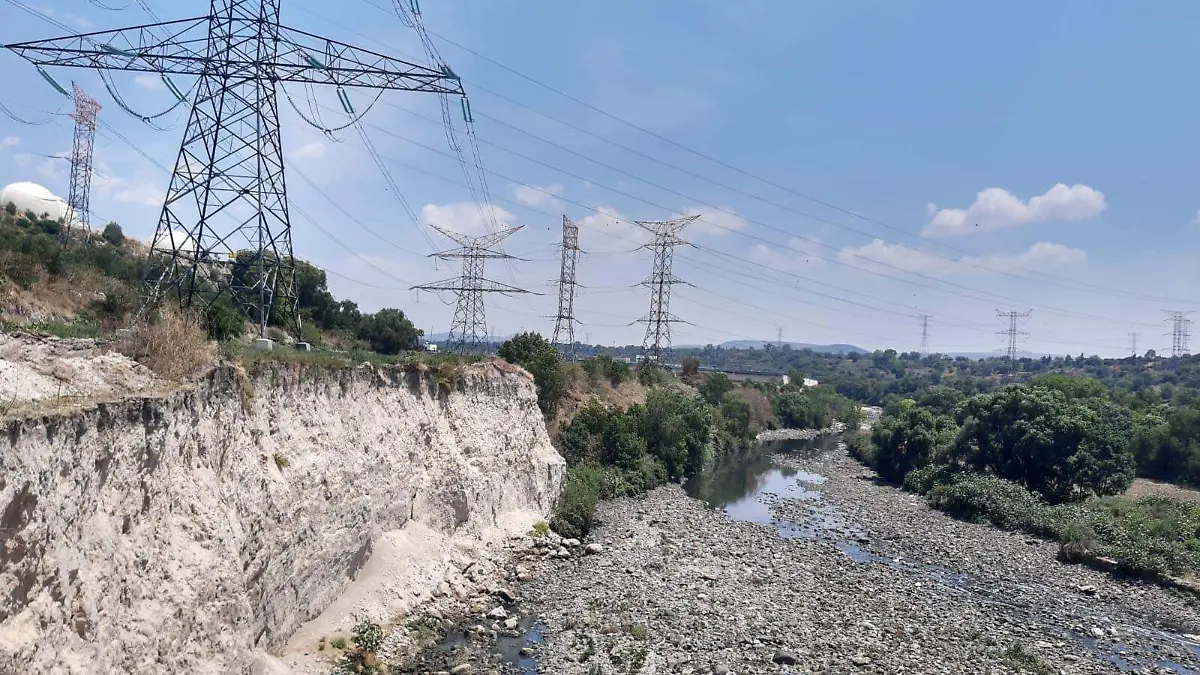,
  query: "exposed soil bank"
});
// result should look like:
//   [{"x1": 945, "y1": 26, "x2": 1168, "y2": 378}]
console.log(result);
[
  {"x1": 403, "y1": 438, "x2": 1200, "y2": 674},
  {"x1": 0, "y1": 359, "x2": 564, "y2": 674}
]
